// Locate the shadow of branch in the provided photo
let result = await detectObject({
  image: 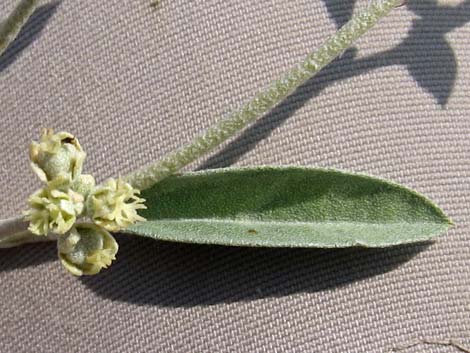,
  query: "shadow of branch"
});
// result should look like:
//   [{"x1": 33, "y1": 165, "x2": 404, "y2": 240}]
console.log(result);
[
  {"x1": 0, "y1": 1, "x2": 61, "y2": 73},
  {"x1": 0, "y1": 241, "x2": 56, "y2": 272},
  {"x1": 81, "y1": 234, "x2": 431, "y2": 307}
]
